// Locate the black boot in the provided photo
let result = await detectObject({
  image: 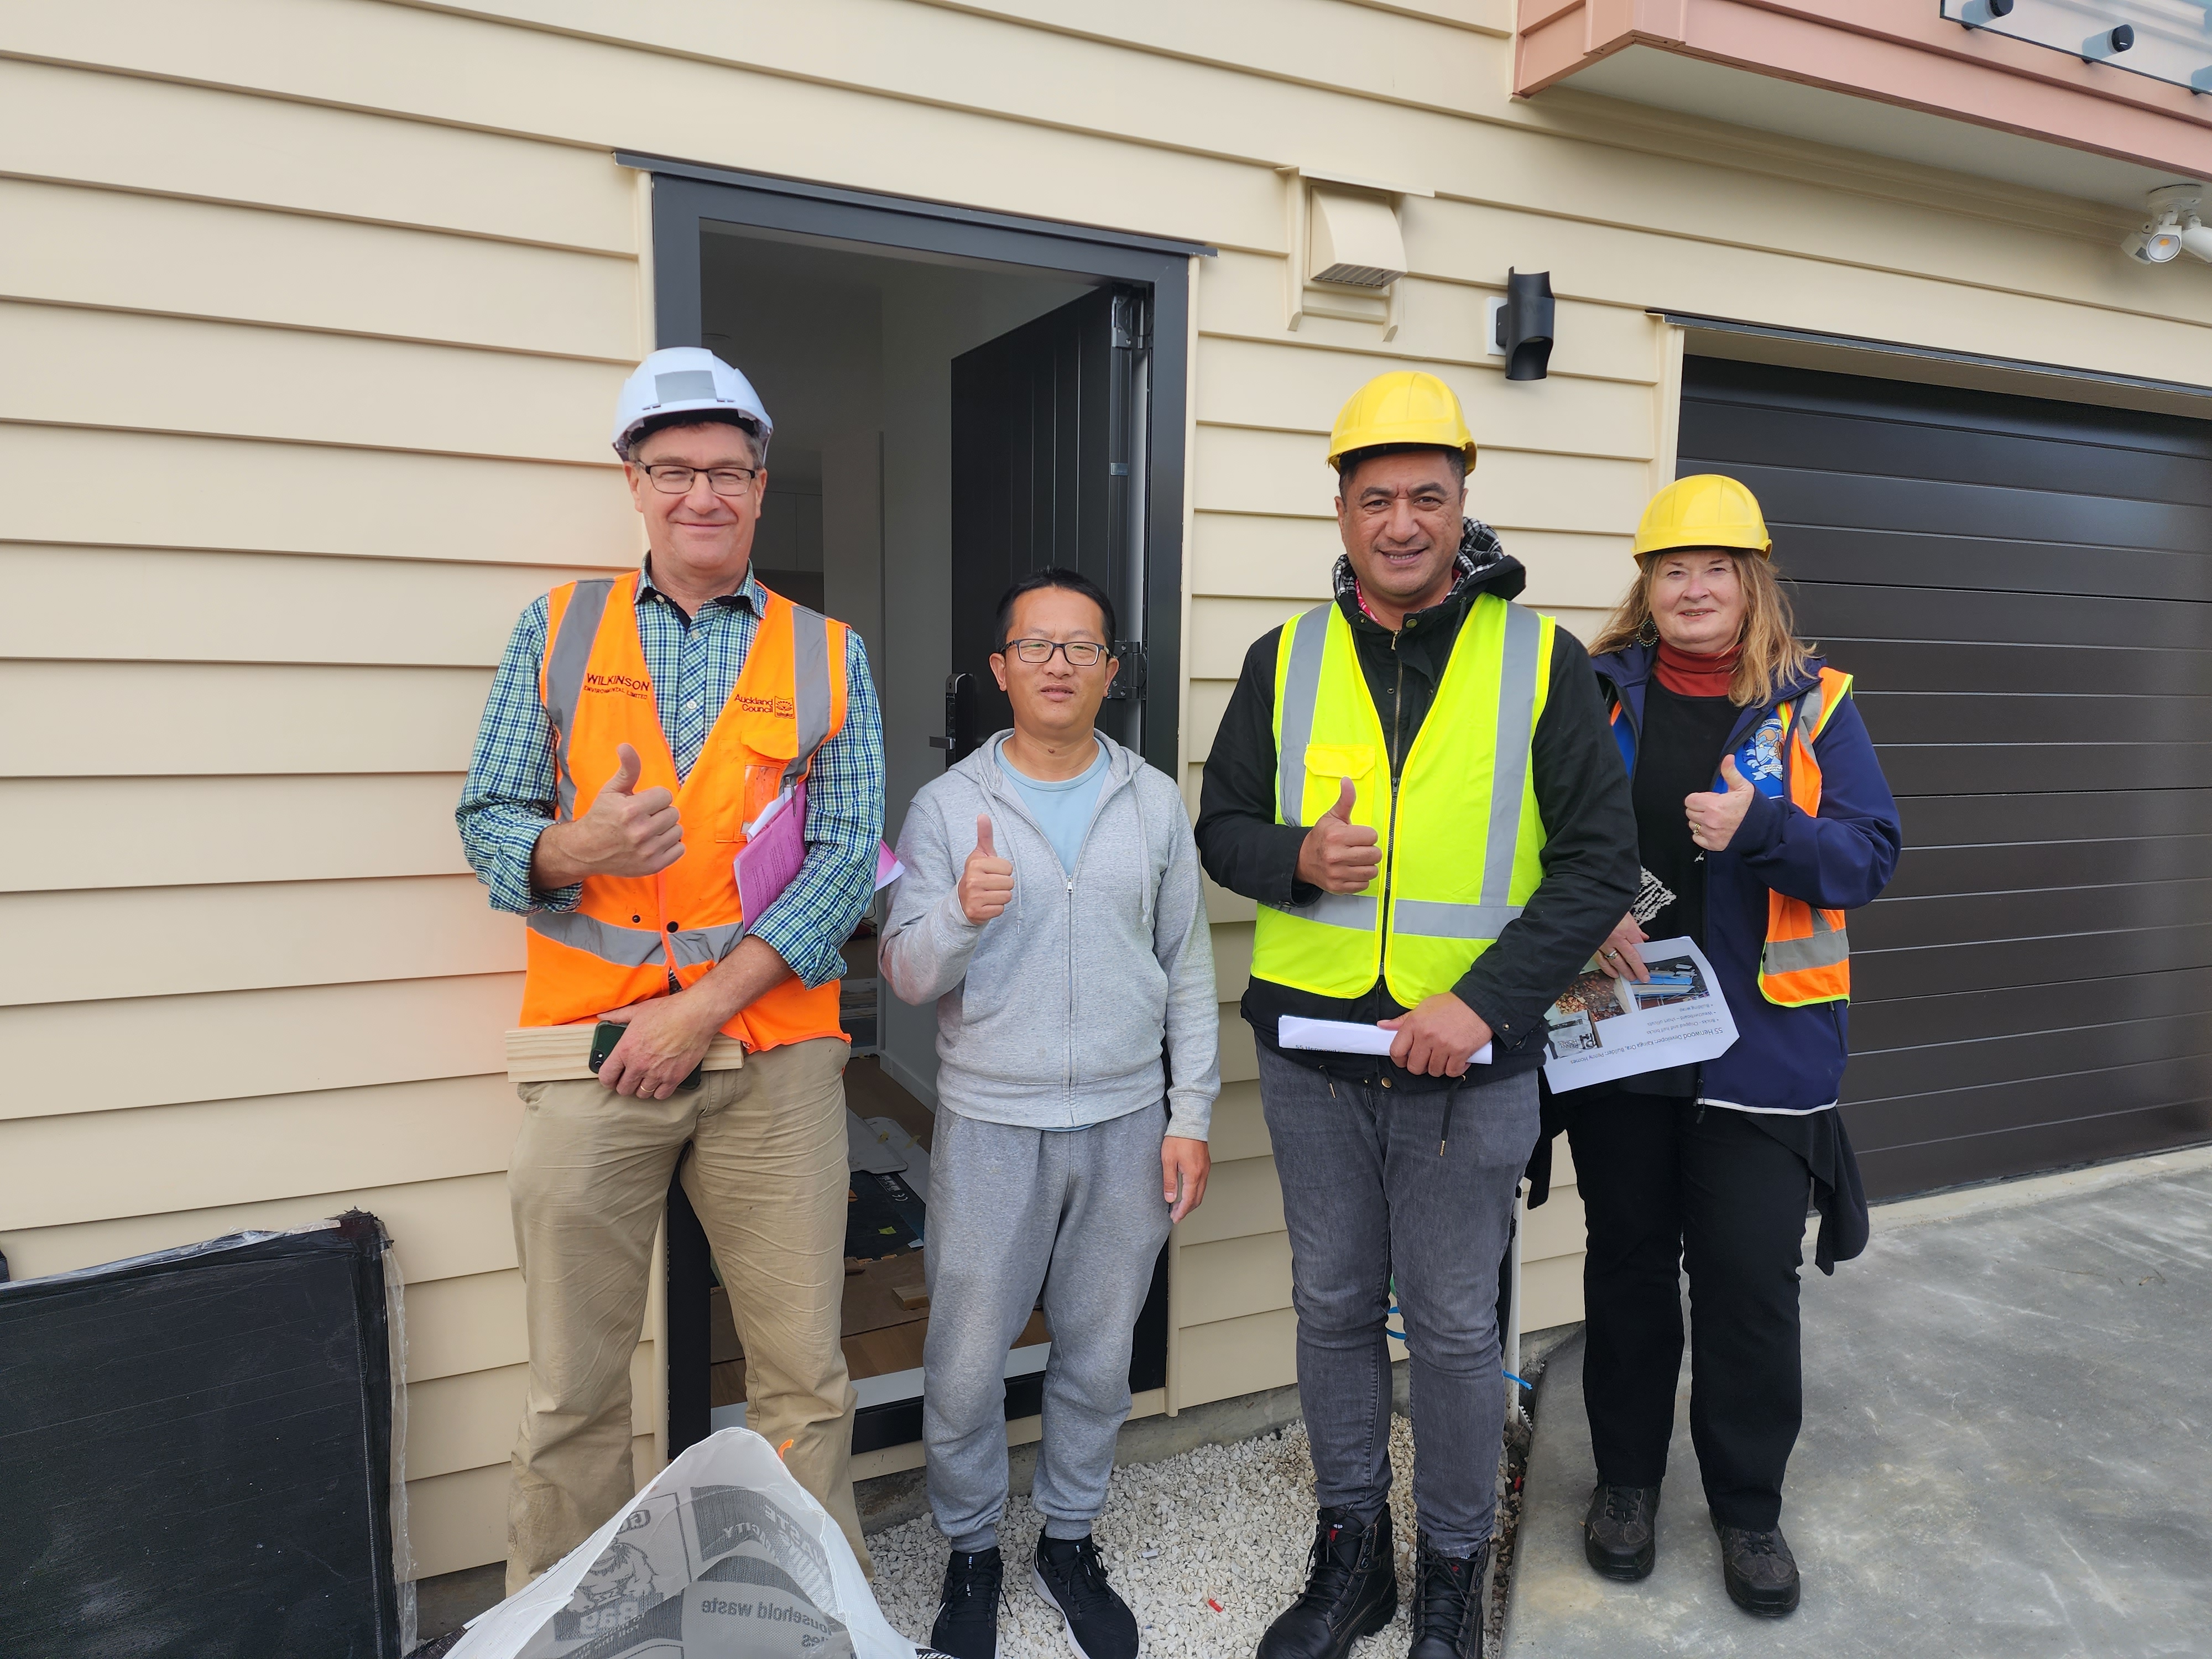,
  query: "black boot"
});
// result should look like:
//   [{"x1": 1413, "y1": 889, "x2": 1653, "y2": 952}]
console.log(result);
[
  {"x1": 1406, "y1": 1532, "x2": 1489, "y2": 1659},
  {"x1": 930, "y1": 1546, "x2": 1004, "y2": 1659},
  {"x1": 1582, "y1": 1482, "x2": 1659, "y2": 1582},
  {"x1": 1713, "y1": 1521, "x2": 1800, "y2": 1616},
  {"x1": 1255, "y1": 1506, "x2": 1397, "y2": 1659}
]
